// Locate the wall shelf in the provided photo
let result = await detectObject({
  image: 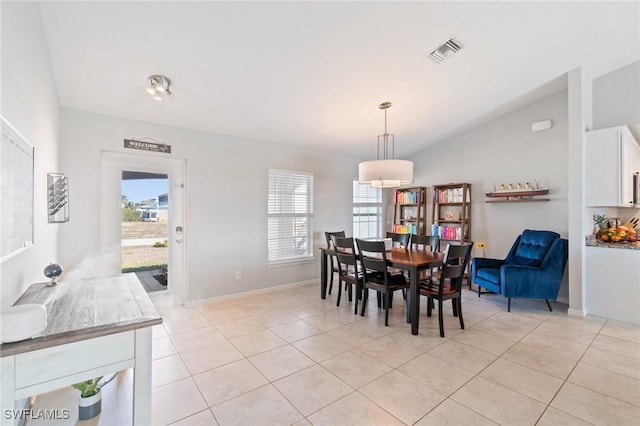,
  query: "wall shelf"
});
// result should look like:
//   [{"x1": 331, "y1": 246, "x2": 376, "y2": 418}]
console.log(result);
[{"x1": 485, "y1": 189, "x2": 549, "y2": 203}]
